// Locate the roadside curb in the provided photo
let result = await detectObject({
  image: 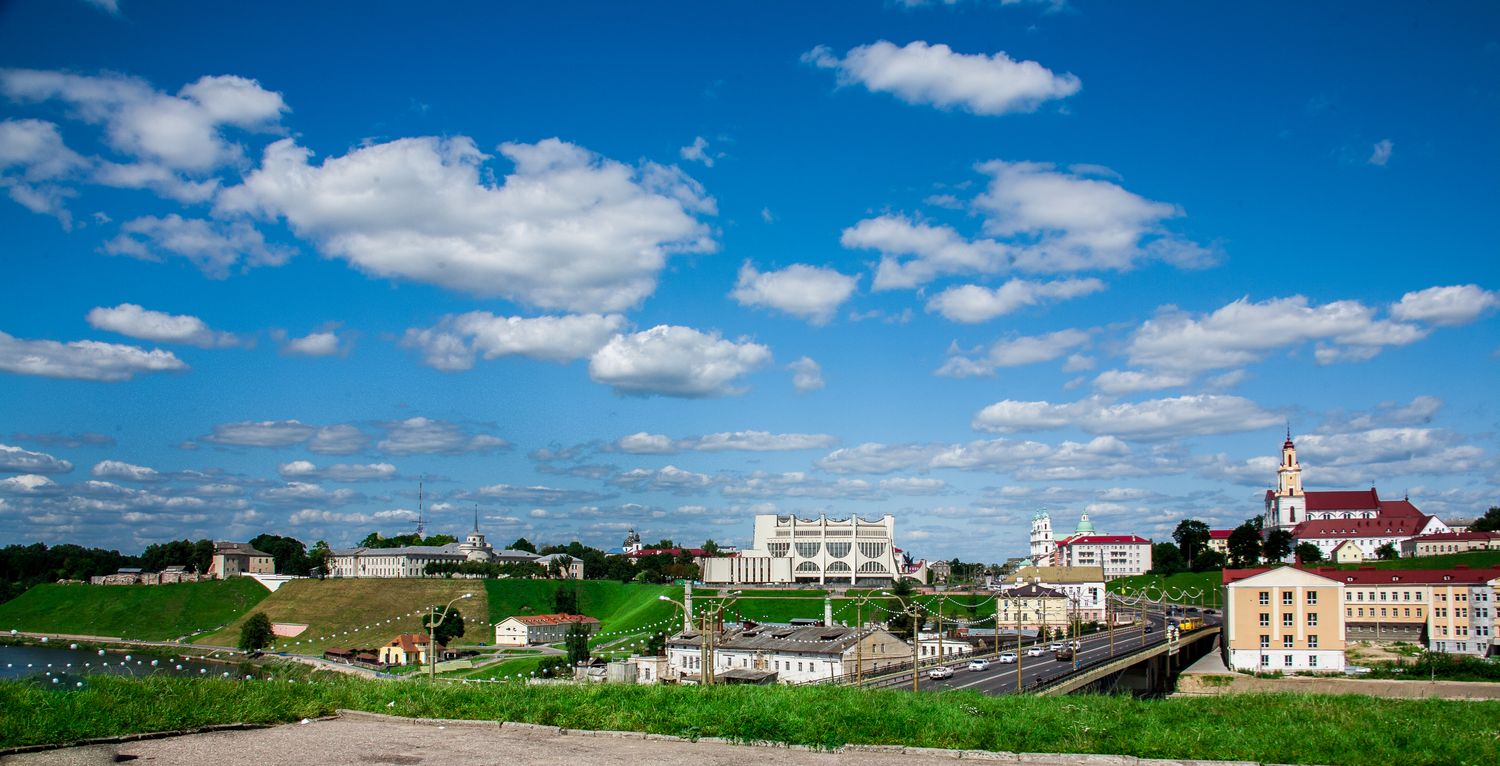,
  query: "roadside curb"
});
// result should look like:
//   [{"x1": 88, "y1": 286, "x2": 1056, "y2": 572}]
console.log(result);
[{"x1": 330, "y1": 710, "x2": 1324, "y2": 765}]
